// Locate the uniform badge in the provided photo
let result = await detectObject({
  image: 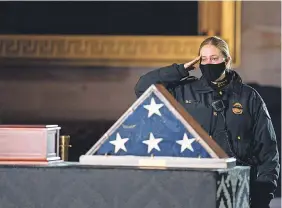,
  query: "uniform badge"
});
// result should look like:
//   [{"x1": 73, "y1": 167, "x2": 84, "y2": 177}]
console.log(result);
[{"x1": 232, "y1": 102, "x2": 243, "y2": 115}]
